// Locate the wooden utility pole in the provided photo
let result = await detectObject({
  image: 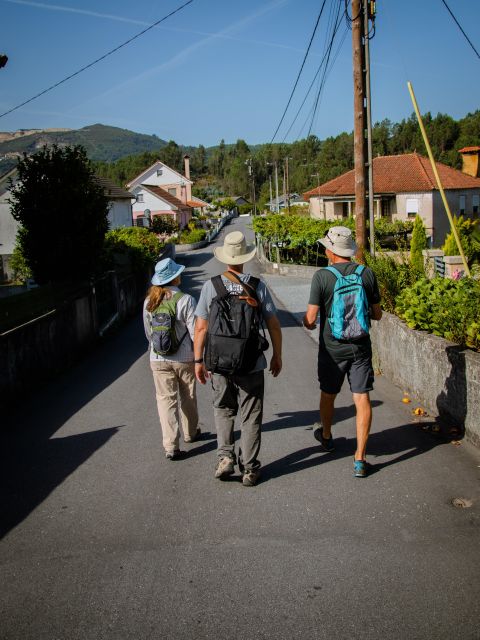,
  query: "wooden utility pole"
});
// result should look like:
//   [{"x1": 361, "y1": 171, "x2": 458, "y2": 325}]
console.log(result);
[{"x1": 352, "y1": 0, "x2": 367, "y2": 261}]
